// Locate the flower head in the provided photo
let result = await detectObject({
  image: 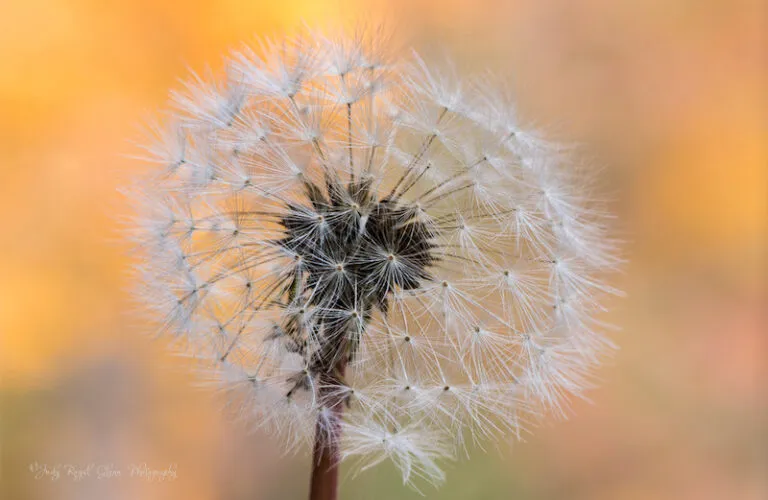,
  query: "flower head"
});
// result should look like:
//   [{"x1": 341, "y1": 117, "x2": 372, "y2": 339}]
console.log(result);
[{"x1": 130, "y1": 29, "x2": 621, "y2": 487}]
